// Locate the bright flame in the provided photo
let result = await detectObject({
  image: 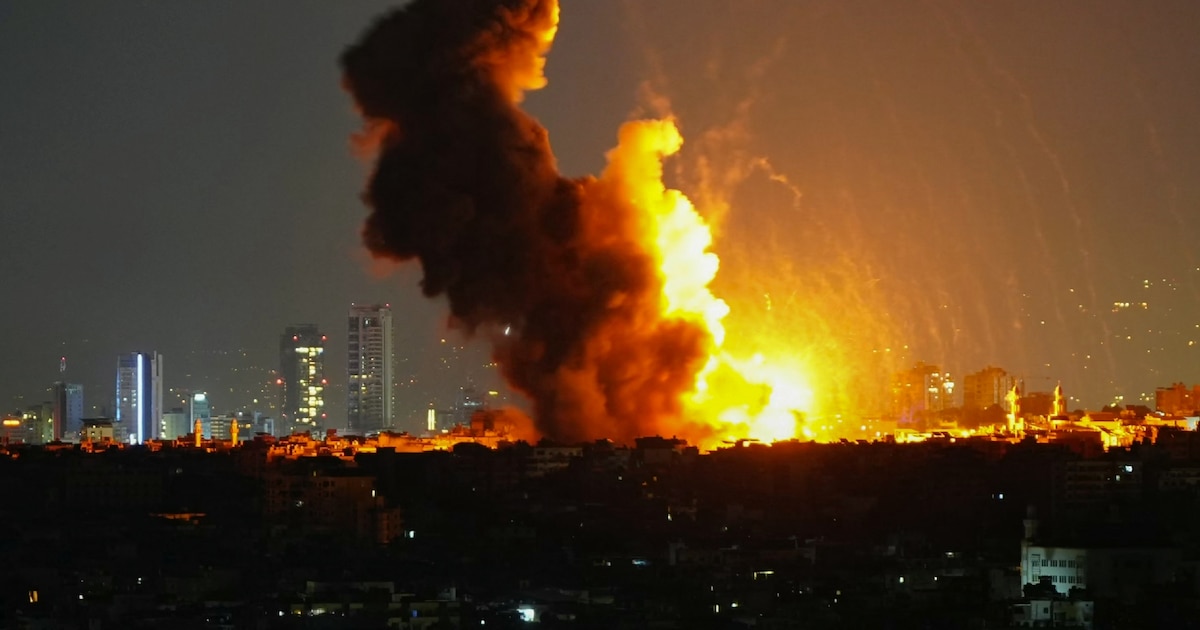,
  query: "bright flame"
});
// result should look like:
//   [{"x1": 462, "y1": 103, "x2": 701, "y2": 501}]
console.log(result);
[
  {"x1": 608, "y1": 118, "x2": 817, "y2": 449},
  {"x1": 609, "y1": 120, "x2": 729, "y2": 342}
]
